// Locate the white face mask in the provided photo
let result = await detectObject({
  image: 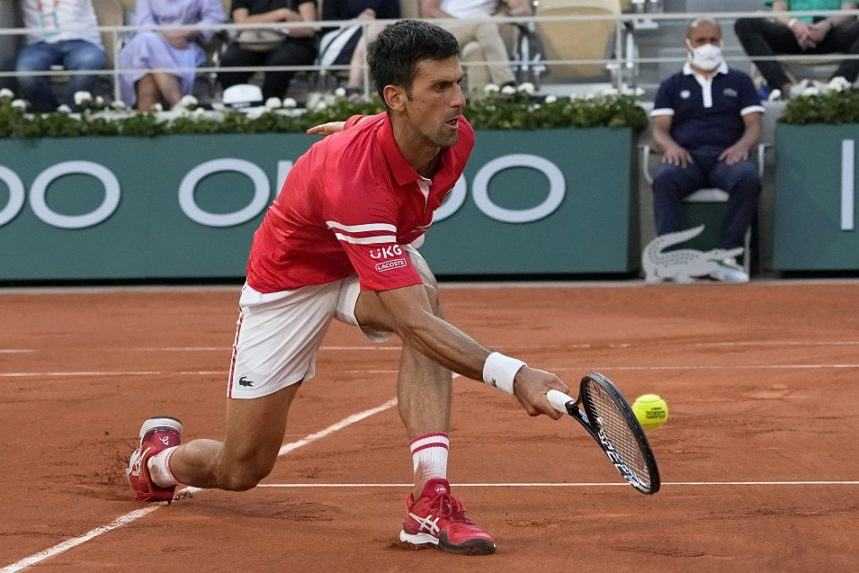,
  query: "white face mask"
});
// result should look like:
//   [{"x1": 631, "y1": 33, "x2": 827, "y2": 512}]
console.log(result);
[{"x1": 687, "y1": 41, "x2": 723, "y2": 72}]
